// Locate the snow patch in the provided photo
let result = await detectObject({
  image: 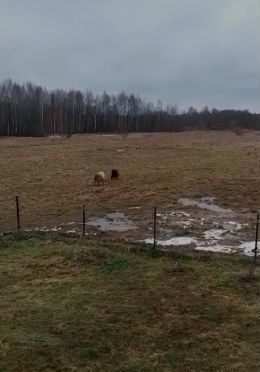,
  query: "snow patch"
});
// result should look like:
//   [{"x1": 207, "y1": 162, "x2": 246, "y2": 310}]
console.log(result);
[
  {"x1": 204, "y1": 229, "x2": 227, "y2": 241},
  {"x1": 195, "y1": 245, "x2": 235, "y2": 254},
  {"x1": 144, "y1": 237, "x2": 197, "y2": 246},
  {"x1": 239, "y1": 241, "x2": 260, "y2": 256}
]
